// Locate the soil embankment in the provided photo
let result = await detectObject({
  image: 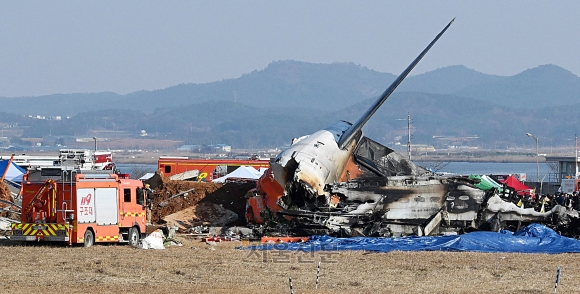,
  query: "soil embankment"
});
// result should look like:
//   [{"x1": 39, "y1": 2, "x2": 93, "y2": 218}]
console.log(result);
[{"x1": 150, "y1": 173, "x2": 254, "y2": 229}]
